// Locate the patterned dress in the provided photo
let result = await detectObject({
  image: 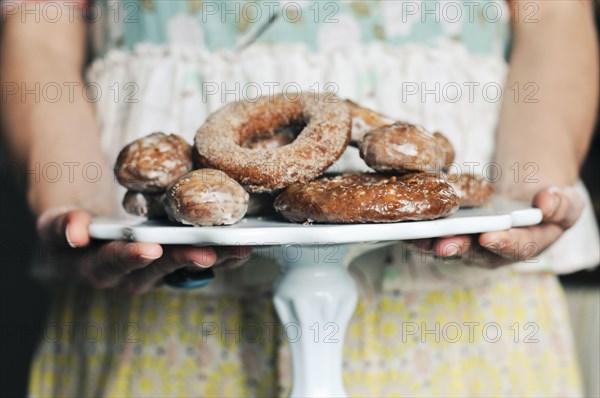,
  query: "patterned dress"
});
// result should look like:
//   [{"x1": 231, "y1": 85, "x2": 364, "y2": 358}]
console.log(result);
[{"x1": 30, "y1": 1, "x2": 592, "y2": 396}]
